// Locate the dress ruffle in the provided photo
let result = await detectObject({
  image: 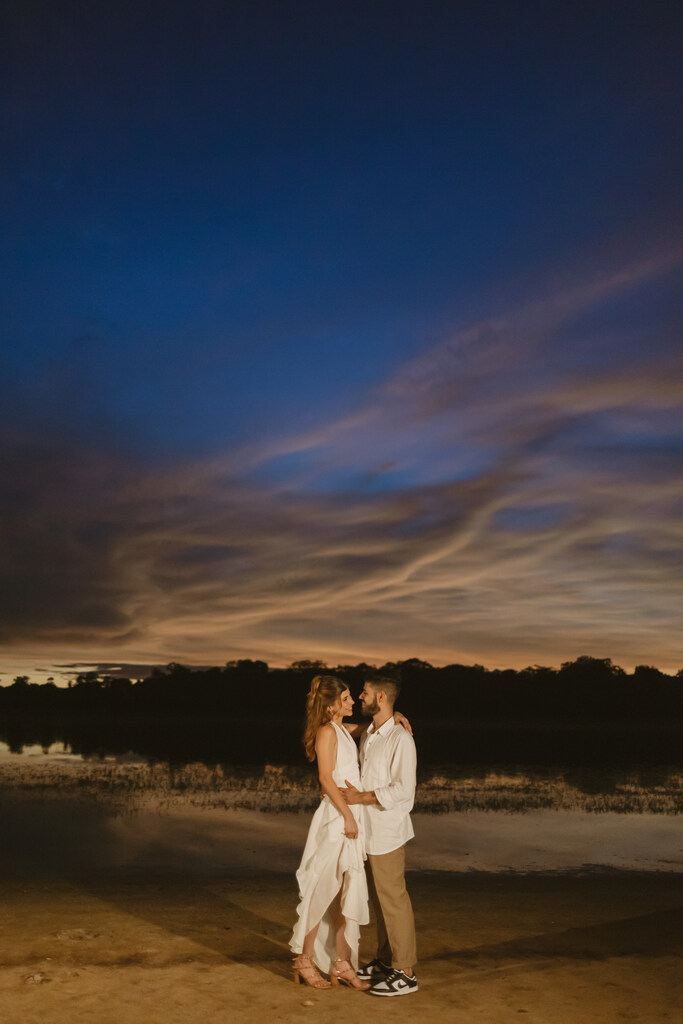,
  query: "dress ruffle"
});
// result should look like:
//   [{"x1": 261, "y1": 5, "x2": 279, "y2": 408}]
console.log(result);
[
  {"x1": 290, "y1": 795, "x2": 368, "y2": 972},
  {"x1": 290, "y1": 723, "x2": 369, "y2": 973}
]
